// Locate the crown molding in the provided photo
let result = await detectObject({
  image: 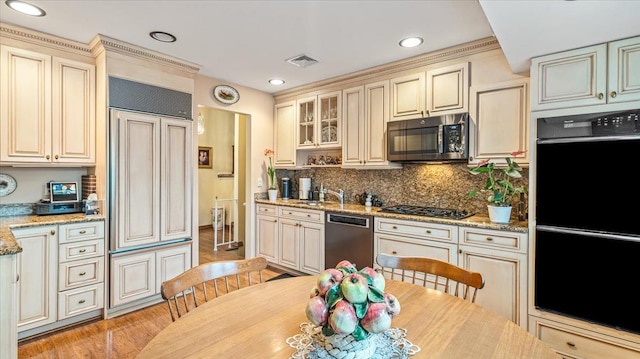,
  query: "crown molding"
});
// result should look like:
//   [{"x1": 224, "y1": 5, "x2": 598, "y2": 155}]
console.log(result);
[
  {"x1": 0, "y1": 22, "x2": 92, "y2": 57},
  {"x1": 89, "y1": 34, "x2": 200, "y2": 75},
  {"x1": 273, "y1": 37, "x2": 500, "y2": 100}
]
